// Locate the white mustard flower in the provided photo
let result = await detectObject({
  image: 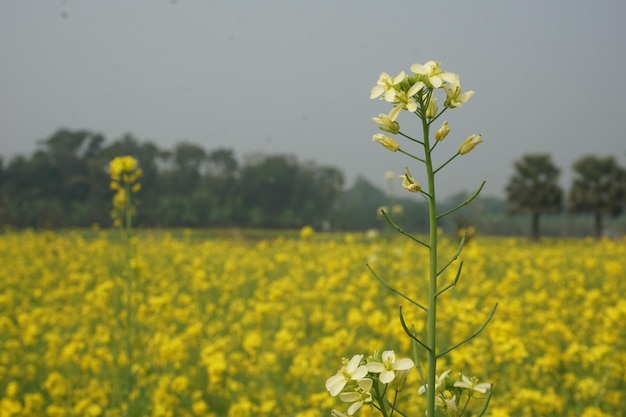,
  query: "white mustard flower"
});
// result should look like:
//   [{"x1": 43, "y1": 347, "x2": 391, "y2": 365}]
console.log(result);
[
  {"x1": 366, "y1": 350, "x2": 414, "y2": 384},
  {"x1": 325, "y1": 354, "x2": 368, "y2": 396}
]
